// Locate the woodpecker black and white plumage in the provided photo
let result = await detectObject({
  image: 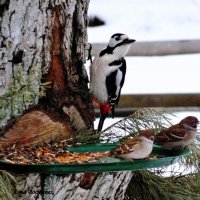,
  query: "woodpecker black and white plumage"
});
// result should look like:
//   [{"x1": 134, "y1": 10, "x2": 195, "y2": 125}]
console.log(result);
[{"x1": 90, "y1": 33, "x2": 136, "y2": 132}]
